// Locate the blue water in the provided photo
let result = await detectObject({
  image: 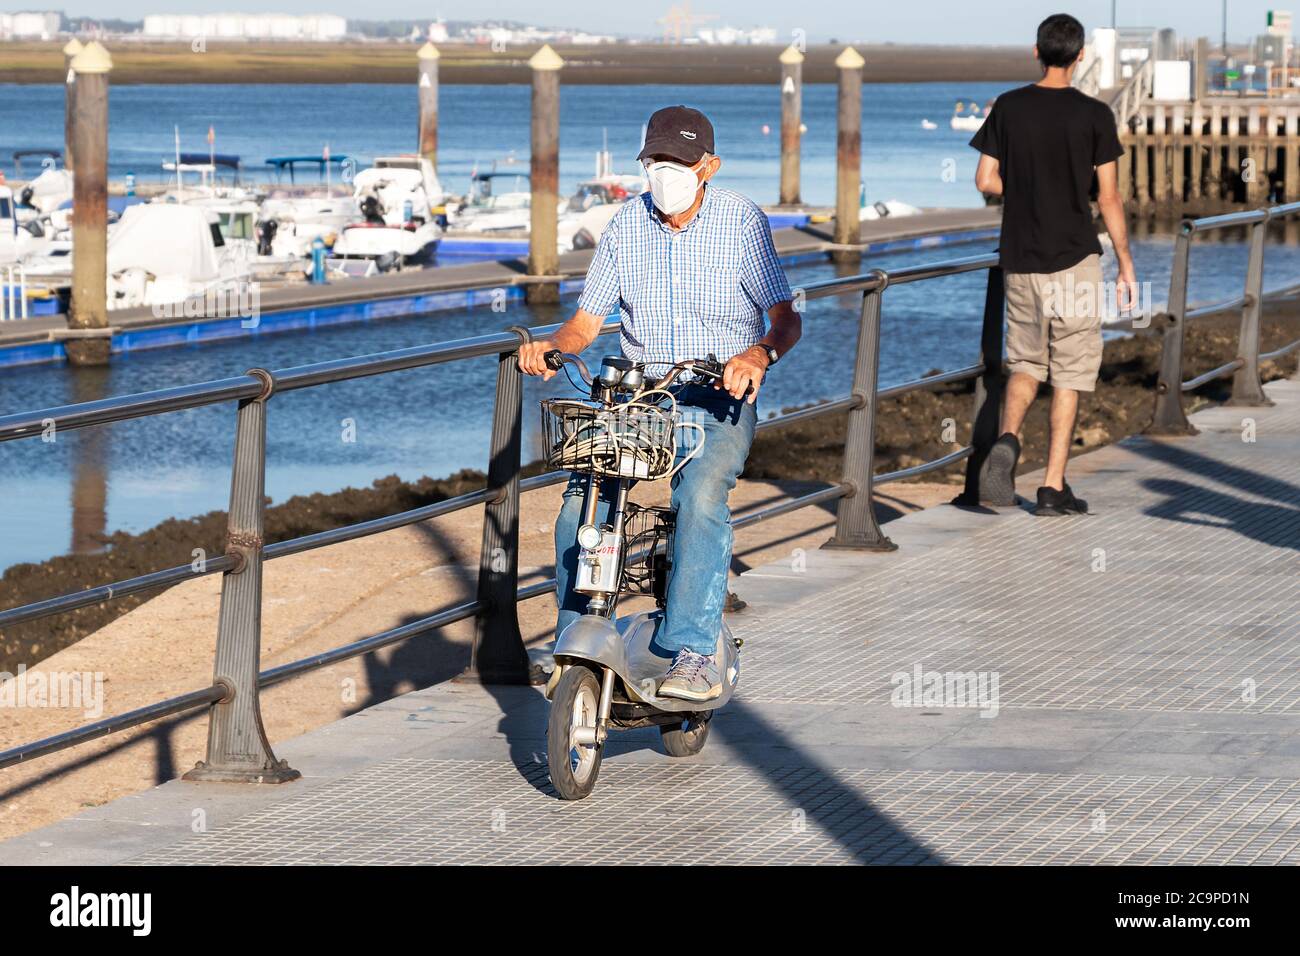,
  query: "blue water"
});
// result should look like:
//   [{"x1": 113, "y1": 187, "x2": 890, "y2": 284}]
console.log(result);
[{"x1": 0, "y1": 81, "x2": 1007, "y2": 208}]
